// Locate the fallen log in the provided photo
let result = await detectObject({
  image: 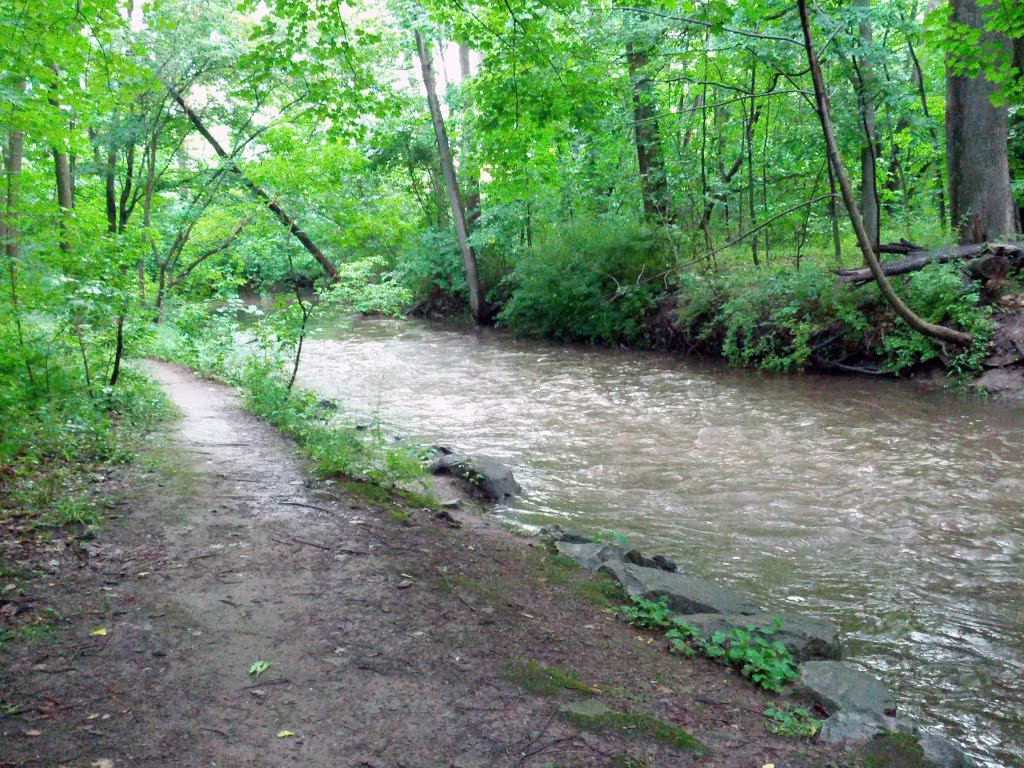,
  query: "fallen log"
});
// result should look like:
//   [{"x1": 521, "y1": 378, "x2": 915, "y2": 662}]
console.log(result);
[
  {"x1": 836, "y1": 241, "x2": 1024, "y2": 285},
  {"x1": 878, "y1": 239, "x2": 926, "y2": 255}
]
